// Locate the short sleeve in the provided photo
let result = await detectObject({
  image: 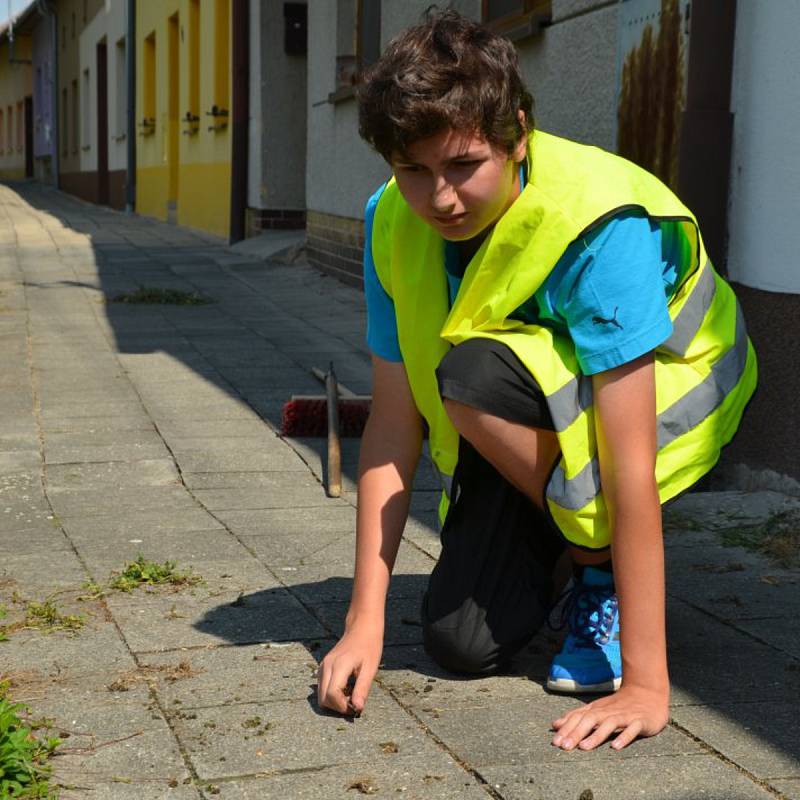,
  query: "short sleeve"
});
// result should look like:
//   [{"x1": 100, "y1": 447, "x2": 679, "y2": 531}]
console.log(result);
[
  {"x1": 556, "y1": 215, "x2": 674, "y2": 375},
  {"x1": 363, "y1": 184, "x2": 403, "y2": 362}
]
